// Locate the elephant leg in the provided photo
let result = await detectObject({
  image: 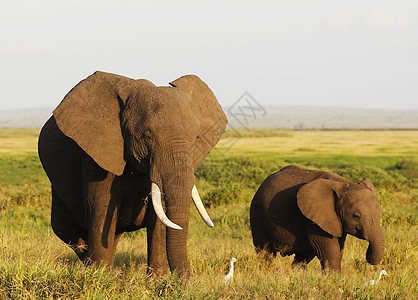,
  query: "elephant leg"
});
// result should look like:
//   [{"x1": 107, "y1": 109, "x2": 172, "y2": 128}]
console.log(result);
[
  {"x1": 320, "y1": 241, "x2": 343, "y2": 271},
  {"x1": 82, "y1": 156, "x2": 119, "y2": 267},
  {"x1": 307, "y1": 225, "x2": 345, "y2": 271},
  {"x1": 51, "y1": 188, "x2": 88, "y2": 261},
  {"x1": 113, "y1": 234, "x2": 122, "y2": 253},
  {"x1": 86, "y1": 191, "x2": 119, "y2": 266},
  {"x1": 146, "y1": 206, "x2": 170, "y2": 276},
  {"x1": 319, "y1": 234, "x2": 346, "y2": 270},
  {"x1": 309, "y1": 235, "x2": 343, "y2": 271}
]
